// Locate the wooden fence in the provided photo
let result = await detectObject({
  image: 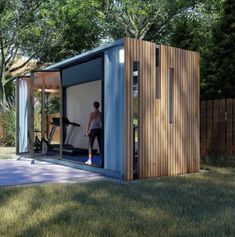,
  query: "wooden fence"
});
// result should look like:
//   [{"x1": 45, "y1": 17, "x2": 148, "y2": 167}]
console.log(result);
[{"x1": 201, "y1": 99, "x2": 235, "y2": 158}]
